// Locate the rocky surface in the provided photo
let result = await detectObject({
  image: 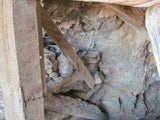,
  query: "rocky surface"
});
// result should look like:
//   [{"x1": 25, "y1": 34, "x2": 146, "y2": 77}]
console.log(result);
[
  {"x1": 0, "y1": 88, "x2": 5, "y2": 120},
  {"x1": 0, "y1": 1, "x2": 159, "y2": 120},
  {"x1": 58, "y1": 53, "x2": 73, "y2": 78},
  {"x1": 43, "y1": 1, "x2": 160, "y2": 120}
]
